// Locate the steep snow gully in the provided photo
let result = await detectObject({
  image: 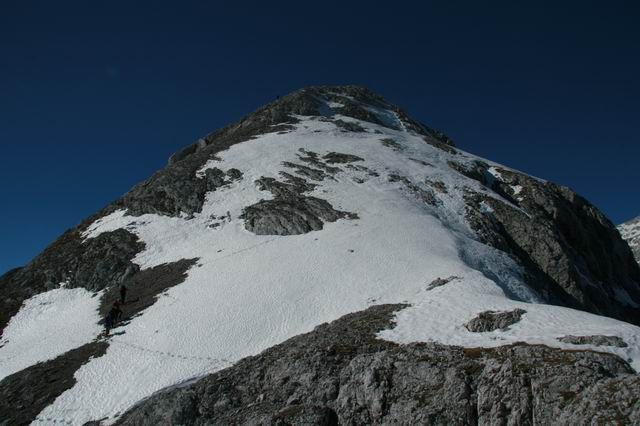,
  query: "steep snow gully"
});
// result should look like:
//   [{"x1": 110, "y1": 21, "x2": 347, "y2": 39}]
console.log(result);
[{"x1": 1, "y1": 86, "x2": 639, "y2": 425}]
